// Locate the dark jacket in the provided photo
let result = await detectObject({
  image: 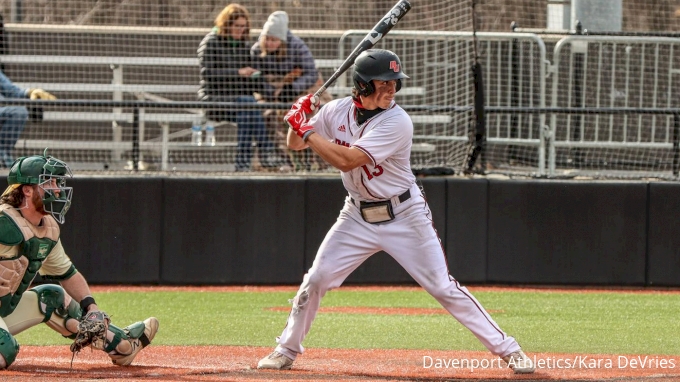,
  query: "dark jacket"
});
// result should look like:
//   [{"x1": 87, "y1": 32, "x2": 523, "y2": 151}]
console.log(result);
[
  {"x1": 197, "y1": 30, "x2": 264, "y2": 102},
  {"x1": 250, "y1": 31, "x2": 319, "y2": 101}
]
